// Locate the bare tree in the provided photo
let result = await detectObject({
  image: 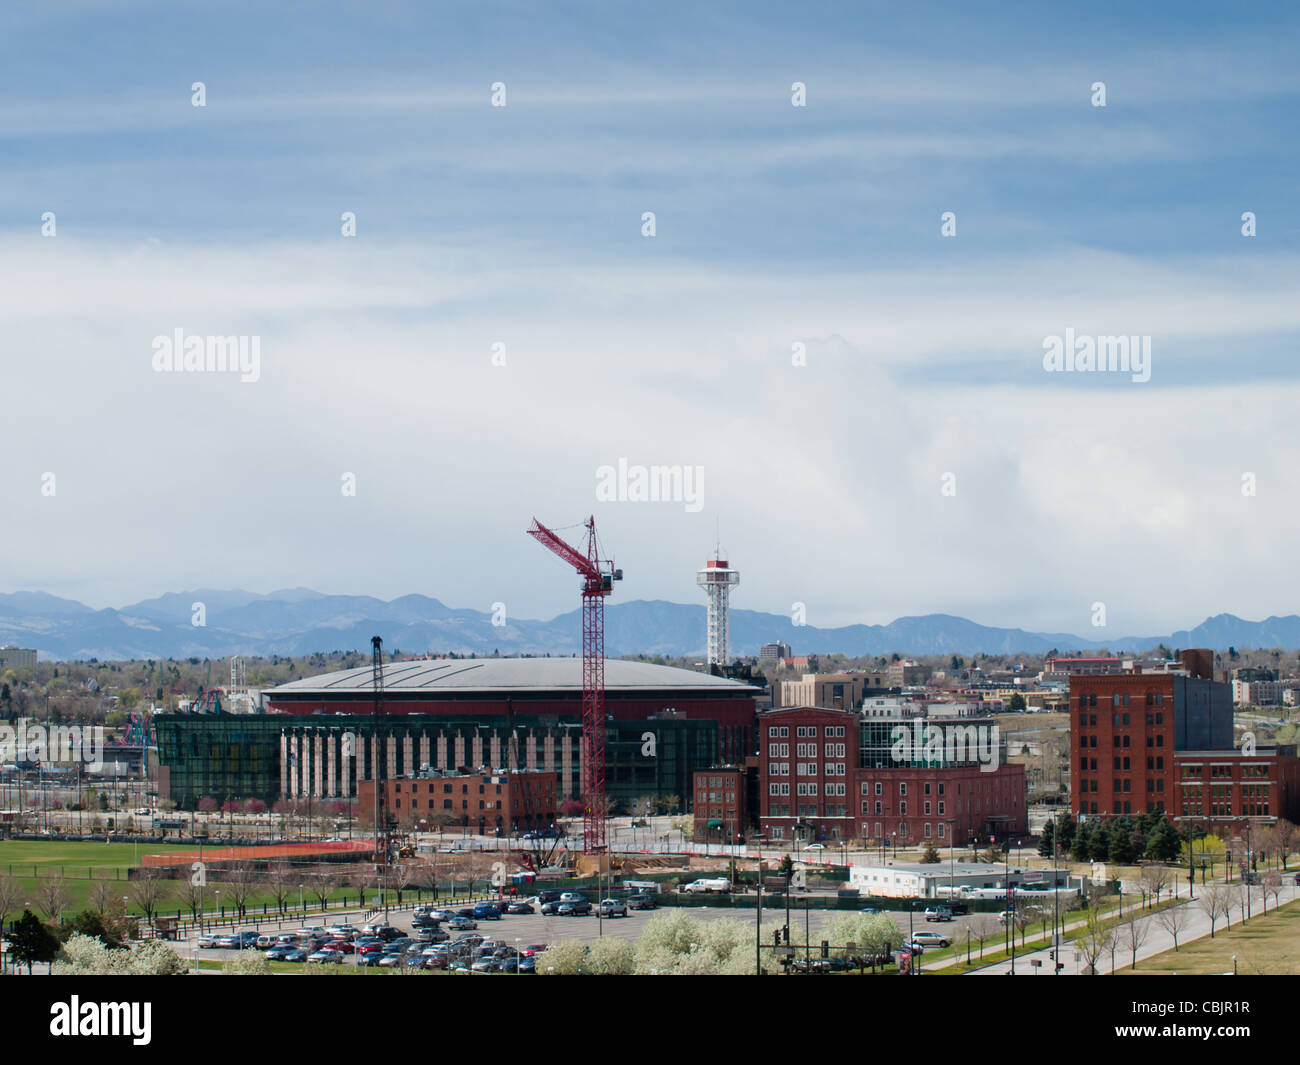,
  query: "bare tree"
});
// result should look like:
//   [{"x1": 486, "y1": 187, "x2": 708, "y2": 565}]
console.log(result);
[
  {"x1": 1071, "y1": 906, "x2": 1109, "y2": 975},
  {"x1": 221, "y1": 861, "x2": 261, "y2": 918},
  {"x1": 970, "y1": 914, "x2": 998, "y2": 960},
  {"x1": 88, "y1": 877, "x2": 120, "y2": 915},
  {"x1": 1198, "y1": 883, "x2": 1225, "y2": 938},
  {"x1": 1119, "y1": 915, "x2": 1152, "y2": 970},
  {"x1": 1154, "y1": 902, "x2": 1193, "y2": 950},
  {"x1": 310, "y1": 868, "x2": 346, "y2": 911},
  {"x1": 131, "y1": 870, "x2": 174, "y2": 925},
  {"x1": 176, "y1": 876, "x2": 204, "y2": 921},
  {"x1": 35, "y1": 874, "x2": 72, "y2": 923},
  {"x1": 1260, "y1": 872, "x2": 1282, "y2": 915},
  {"x1": 0, "y1": 875, "x2": 20, "y2": 972},
  {"x1": 1140, "y1": 864, "x2": 1172, "y2": 907},
  {"x1": 1274, "y1": 819, "x2": 1297, "y2": 871},
  {"x1": 264, "y1": 862, "x2": 296, "y2": 915}
]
